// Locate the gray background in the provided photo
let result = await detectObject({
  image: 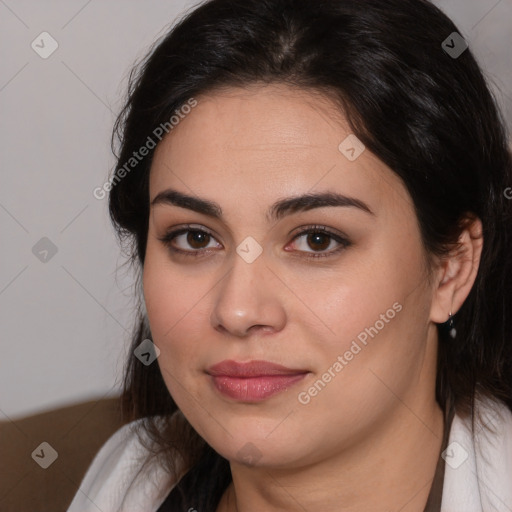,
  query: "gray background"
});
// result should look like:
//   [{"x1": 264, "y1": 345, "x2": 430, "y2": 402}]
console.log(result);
[{"x1": 1, "y1": 0, "x2": 511, "y2": 420}]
